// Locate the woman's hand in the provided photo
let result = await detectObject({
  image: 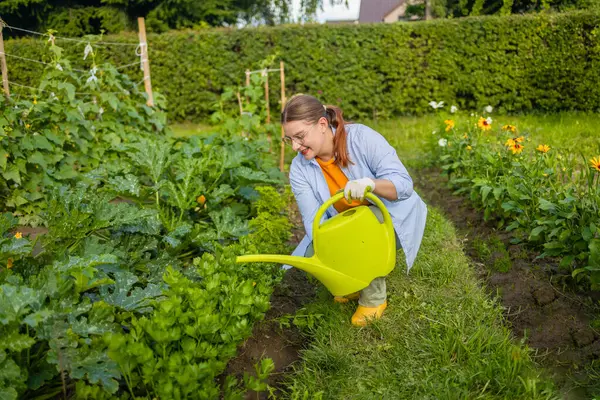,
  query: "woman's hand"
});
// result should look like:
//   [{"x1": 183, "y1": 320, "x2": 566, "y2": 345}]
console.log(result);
[
  {"x1": 344, "y1": 178, "x2": 399, "y2": 202},
  {"x1": 344, "y1": 178, "x2": 375, "y2": 201}
]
